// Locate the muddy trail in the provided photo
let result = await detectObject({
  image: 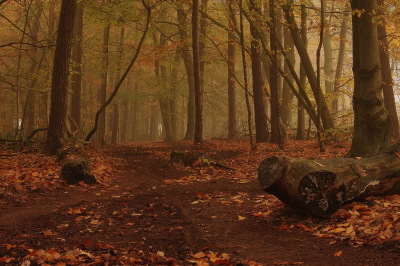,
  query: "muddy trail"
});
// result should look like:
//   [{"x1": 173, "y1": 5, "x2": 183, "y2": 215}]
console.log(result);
[{"x1": 0, "y1": 141, "x2": 399, "y2": 265}]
